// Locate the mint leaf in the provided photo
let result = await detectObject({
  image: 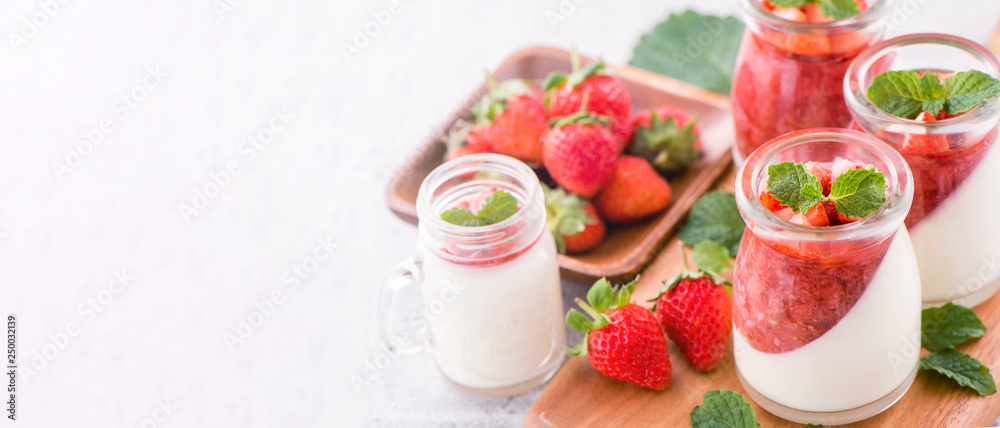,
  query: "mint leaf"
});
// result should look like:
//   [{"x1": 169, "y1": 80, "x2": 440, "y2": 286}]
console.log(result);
[
  {"x1": 678, "y1": 191, "x2": 745, "y2": 257},
  {"x1": 441, "y1": 208, "x2": 485, "y2": 227},
  {"x1": 767, "y1": 162, "x2": 825, "y2": 213},
  {"x1": 922, "y1": 303, "x2": 987, "y2": 352},
  {"x1": 816, "y1": 0, "x2": 860, "y2": 20},
  {"x1": 769, "y1": 0, "x2": 859, "y2": 20},
  {"x1": 920, "y1": 351, "x2": 996, "y2": 396},
  {"x1": 692, "y1": 240, "x2": 732, "y2": 274},
  {"x1": 868, "y1": 71, "x2": 939, "y2": 120},
  {"x1": 827, "y1": 167, "x2": 886, "y2": 218},
  {"x1": 868, "y1": 70, "x2": 1000, "y2": 119},
  {"x1": 690, "y1": 389, "x2": 760, "y2": 428},
  {"x1": 478, "y1": 190, "x2": 518, "y2": 224},
  {"x1": 804, "y1": 425, "x2": 827, "y2": 428},
  {"x1": 942, "y1": 70, "x2": 1000, "y2": 115},
  {"x1": 629, "y1": 11, "x2": 744, "y2": 94},
  {"x1": 441, "y1": 190, "x2": 518, "y2": 226}
]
